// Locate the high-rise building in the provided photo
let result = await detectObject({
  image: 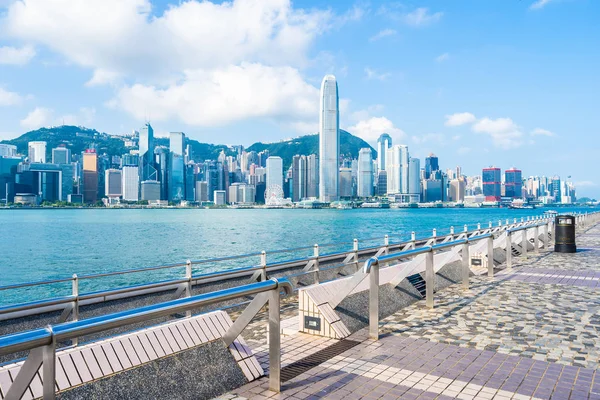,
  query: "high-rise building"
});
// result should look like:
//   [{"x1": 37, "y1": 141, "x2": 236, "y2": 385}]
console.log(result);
[
  {"x1": 425, "y1": 153, "x2": 439, "y2": 179},
  {"x1": 214, "y1": 190, "x2": 227, "y2": 205},
  {"x1": 266, "y1": 156, "x2": 283, "y2": 192},
  {"x1": 26, "y1": 163, "x2": 74, "y2": 202},
  {"x1": 0, "y1": 144, "x2": 17, "y2": 158},
  {"x1": 195, "y1": 181, "x2": 208, "y2": 203},
  {"x1": 168, "y1": 132, "x2": 185, "y2": 202},
  {"x1": 82, "y1": 149, "x2": 98, "y2": 203},
  {"x1": 291, "y1": 154, "x2": 319, "y2": 201},
  {"x1": 482, "y1": 167, "x2": 501, "y2": 201},
  {"x1": 449, "y1": 179, "x2": 466, "y2": 202},
  {"x1": 154, "y1": 146, "x2": 169, "y2": 200},
  {"x1": 408, "y1": 157, "x2": 421, "y2": 202},
  {"x1": 28, "y1": 141, "x2": 47, "y2": 163},
  {"x1": 139, "y1": 123, "x2": 157, "y2": 183},
  {"x1": 339, "y1": 168, "x2": 353, "y2": 198},
  {"x1": 141, "y1": 180, "x2": 161, "y2": 201},
  {"x1": 376, "y1": 134, "x2": 392, "y2": 171},
  {"x1": 376, "y1": 171, "x2": 387, "y2": 196},
  {"x1": 504, "y1": 168, "x2": 522, "y2": 199},
  {"x1": 386, "y1": 145, "x2": 401, "y2": 194},
  {"x1": 122, "y1": 166, "x2": 139, "y2": 201},
  {"x1": 105, "y1": 169, "x2": 122, "y2": 198},
  {"x1": 319, "y1": 74, "x2": 340, "y2": 202},
  {"x1": 52, "y1": 146, "x2": 71, "y2": 164},
  {"x1": 399, "y1": 145, "x2": 409, "y2": 194},
  {"x1": 357, "y1": 148, "x2": 373, "y2": 198}
]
